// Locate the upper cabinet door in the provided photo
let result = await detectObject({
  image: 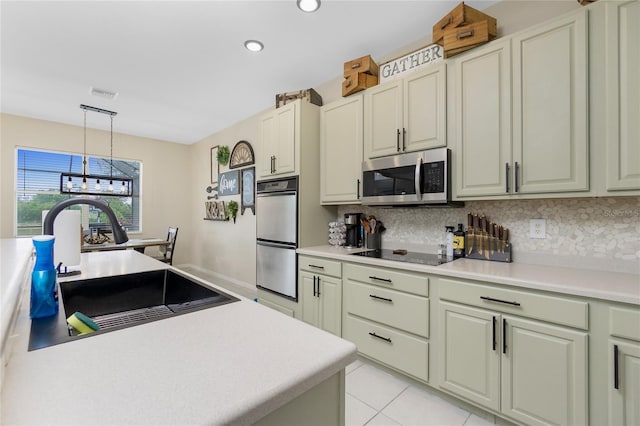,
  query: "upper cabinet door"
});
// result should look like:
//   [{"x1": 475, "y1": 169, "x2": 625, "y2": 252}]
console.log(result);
[
  {"x1": 364, "y1": 79, "x2": 403, "y2": 159},
  {"x1": 512, "y1": 10, "x2": 589, "y2": 194},
  {"x1": 606, "y1": 1, "x2": 640, "y2": 191},
  {"x1": 258, "y1": 102, "x2": 297, "y2": 179},
  {"x1": 403, "y1": 63, "x2": 447, "y2": 152},
  {"x1": 320, "y1": 95, "x2": 363, "y2": 204},
  {"x1": 454, "y1": 40, "x2": 512, "y2": 197}
]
